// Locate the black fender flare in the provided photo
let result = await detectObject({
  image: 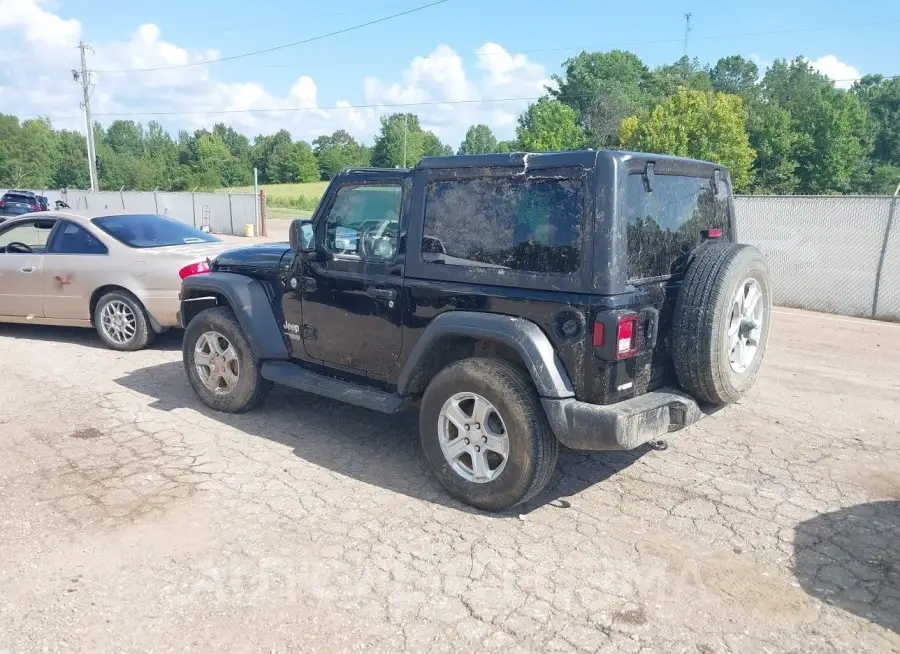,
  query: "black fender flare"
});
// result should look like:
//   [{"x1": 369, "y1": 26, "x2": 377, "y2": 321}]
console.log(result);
[
  {"x1": 397, "y1": 311, "x2": 575, "y2": 399},
  {"x1": 180, "y1": 272, "x2": 289, "y2": 360}
]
